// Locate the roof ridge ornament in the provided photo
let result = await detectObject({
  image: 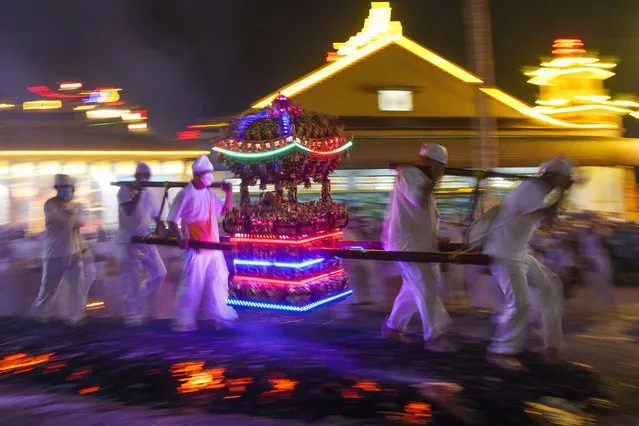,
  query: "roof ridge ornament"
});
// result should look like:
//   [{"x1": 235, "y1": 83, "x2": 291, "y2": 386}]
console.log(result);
[{"x1": 326, "y1": 2, "x2": 402, "y2": 62}]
